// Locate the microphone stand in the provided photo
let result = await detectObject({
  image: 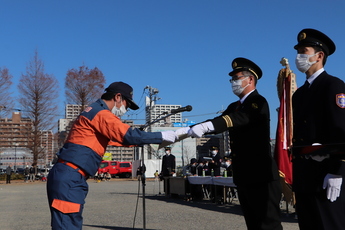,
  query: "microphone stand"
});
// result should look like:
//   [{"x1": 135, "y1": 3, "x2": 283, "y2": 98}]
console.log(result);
[{"x1": 138, "y1": 111, "x2": 179, "y2": 230}]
